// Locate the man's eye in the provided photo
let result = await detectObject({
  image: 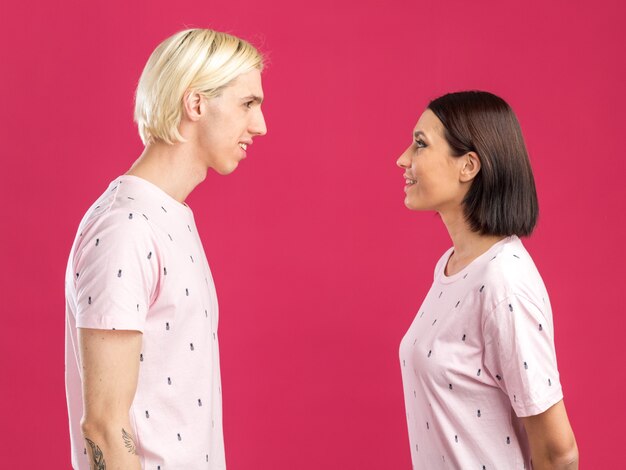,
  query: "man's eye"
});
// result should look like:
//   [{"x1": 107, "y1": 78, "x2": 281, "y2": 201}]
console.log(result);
[
  {"x1": 415, "y1": 139, "x2": 426, "y2": 148},
  {"x1": 245, "y1": 101, "x2": 254, "y2": 109}
]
